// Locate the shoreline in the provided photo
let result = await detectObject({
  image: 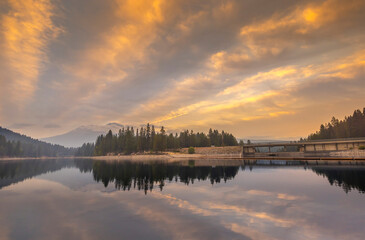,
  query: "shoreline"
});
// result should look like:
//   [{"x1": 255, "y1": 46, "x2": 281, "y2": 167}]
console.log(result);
[{"x1": 1, "y1": 153, "x2": 365, "y2": 161}]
